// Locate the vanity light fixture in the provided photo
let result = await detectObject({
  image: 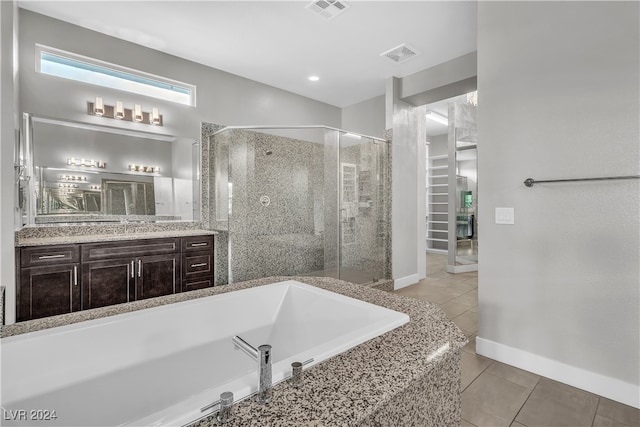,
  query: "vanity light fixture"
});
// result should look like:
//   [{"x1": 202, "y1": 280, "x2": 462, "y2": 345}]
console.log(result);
[
  {"x1": 60, "y1": 174, "x2": 87, "y2": 181},
  {"x1": 67, "y1": 157, "x2": 107, "y2": 168},
  {"x1": 89, "y1": 185, "x2": 101, "y2": 190},
  {"x1": 114, "y1": 101, "x2": 125, "y2": 119},
  {"x1": 93, "y1": 97, "x2": 105, "y2": 116},
  {"x1": 133, "y1": 104, "x2": 143, "y2": 122},
  {"x1": 87, "y1": 99, "x2": 163, "y2": 126},
  {"x1": 151, "y1": 108, "x2": 161, "y2": 125},
  {"x1": 425, "y1": 111, "x2": 448, "y2": 126},
  {"x1": 129, "y1": 164, "x2": 160, "y2": 173},
  {"x1": 58, "y1": 183, "x2": 78, "y2": 188}
]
